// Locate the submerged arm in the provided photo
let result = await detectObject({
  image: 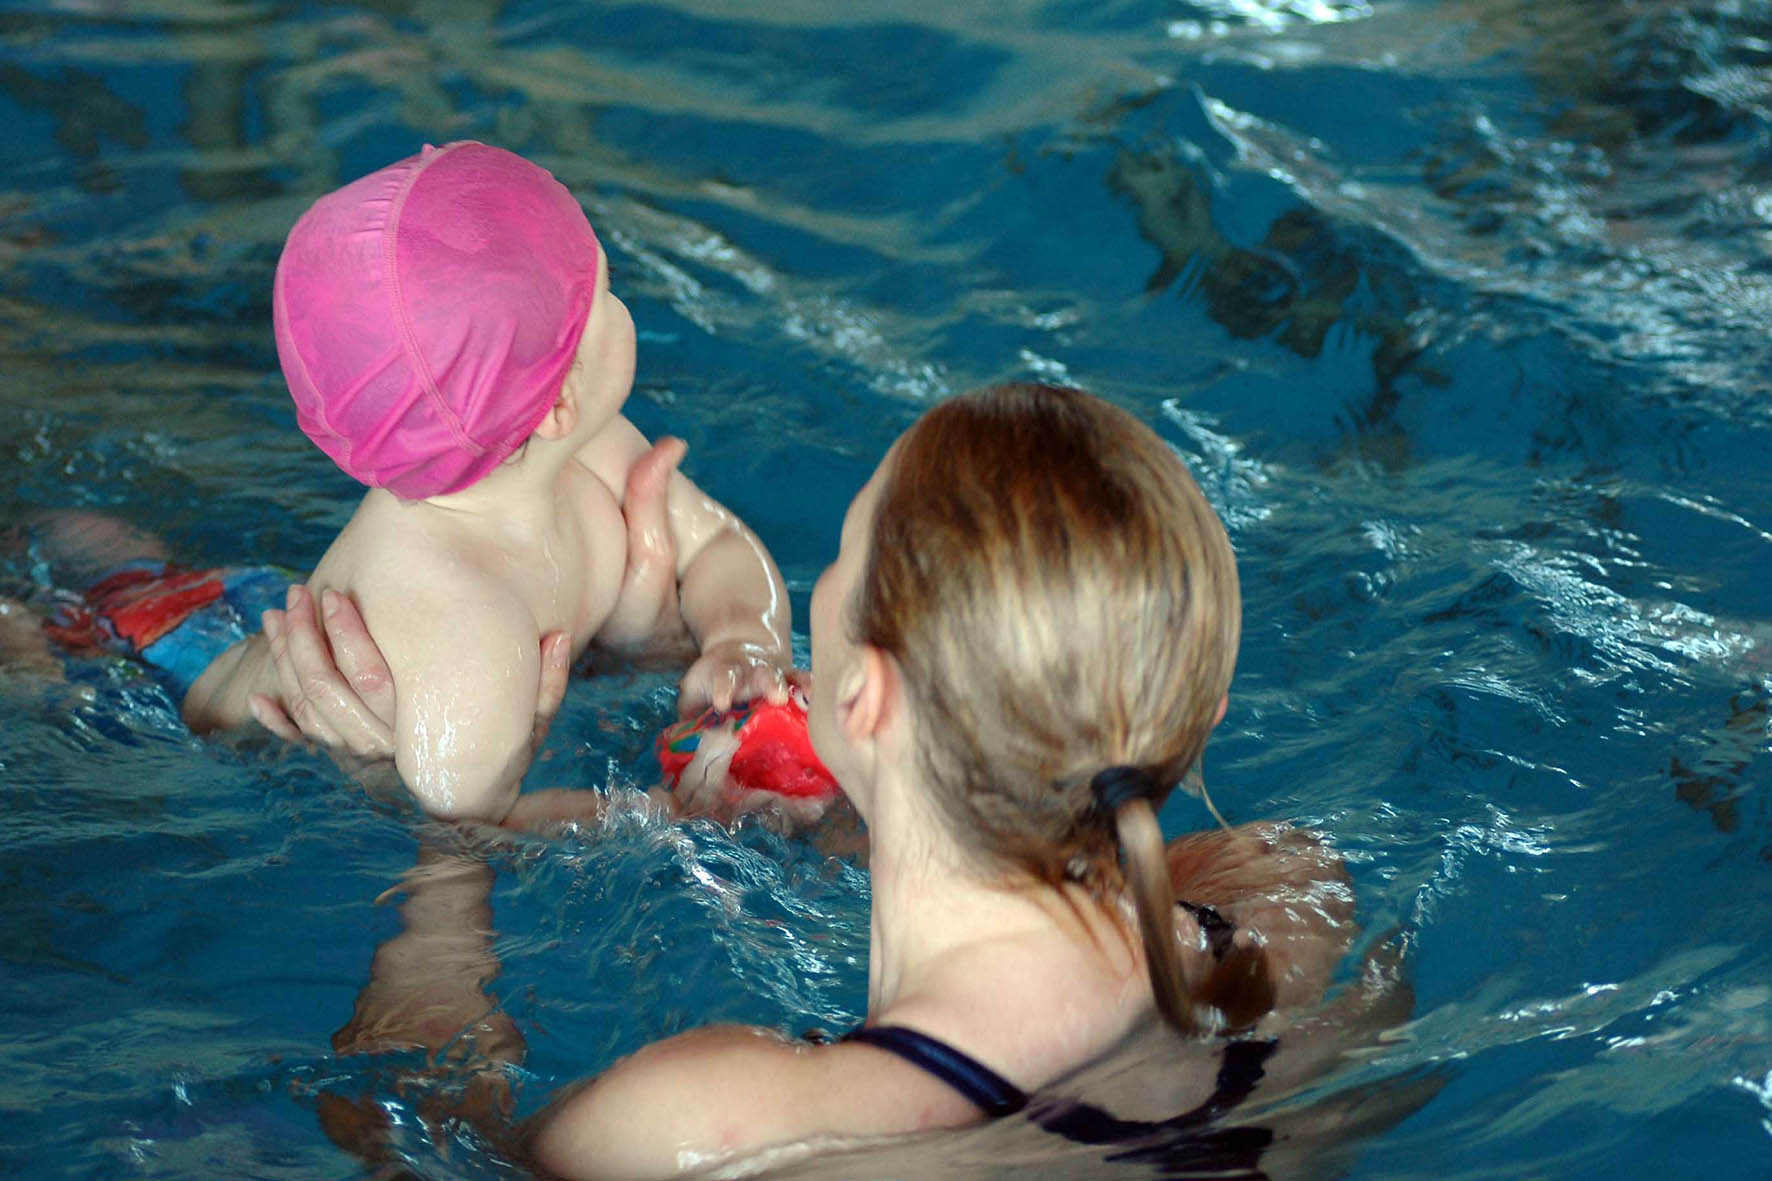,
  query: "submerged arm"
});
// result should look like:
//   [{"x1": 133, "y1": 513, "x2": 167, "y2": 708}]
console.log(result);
[
  {"x1": 335, "y1": 837, "x2": 522, "y2": 1066},
  {"x1": 323, "y1": 837, "x2": 525, "y2": 1172}
]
